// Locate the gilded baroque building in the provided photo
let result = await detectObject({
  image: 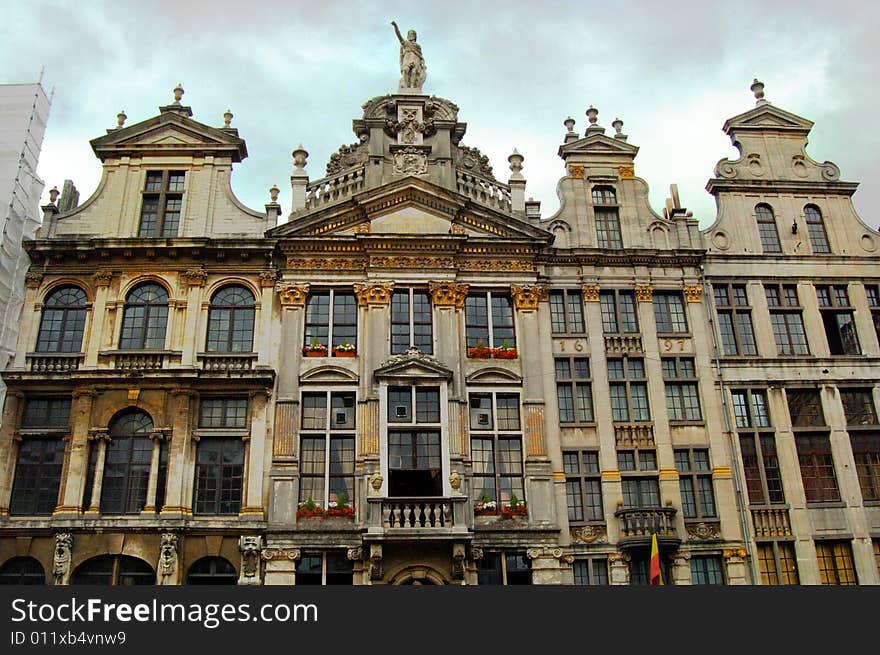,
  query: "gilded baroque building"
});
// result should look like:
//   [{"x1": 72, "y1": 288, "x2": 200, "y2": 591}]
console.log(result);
[{"x1": 0, "y1": 56, "x2": 878, "y2": 585}]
